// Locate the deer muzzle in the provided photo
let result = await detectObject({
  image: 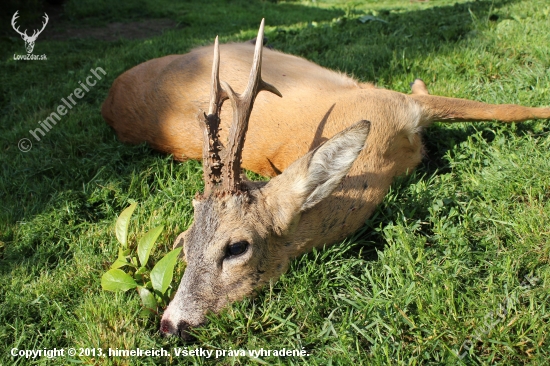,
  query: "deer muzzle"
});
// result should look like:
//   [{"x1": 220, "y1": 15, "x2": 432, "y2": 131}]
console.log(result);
[
  {"x1": 159, "y1": 264, "x2": 221, "y2": 340},
  {"x1": 160, "y1": 308, "x2": 197, "y2": 341}
]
